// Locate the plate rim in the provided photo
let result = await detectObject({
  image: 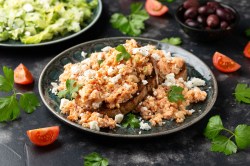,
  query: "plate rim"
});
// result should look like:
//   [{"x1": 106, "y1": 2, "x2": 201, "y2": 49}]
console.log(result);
[
  {"x1": 0, "y1": 0, "x2": 102, "y2": 47},
  {"x1": 38, "y1": 37, "x2": 218, "y2": 138}
]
